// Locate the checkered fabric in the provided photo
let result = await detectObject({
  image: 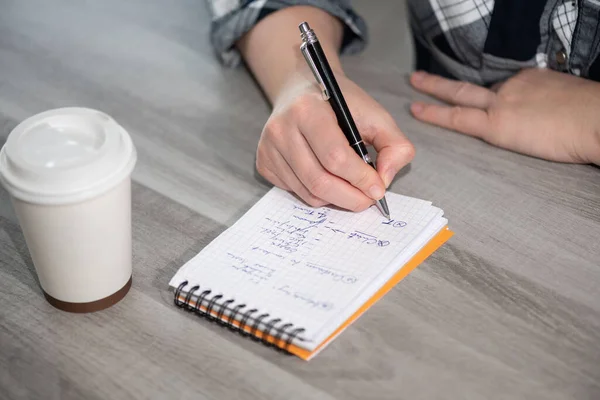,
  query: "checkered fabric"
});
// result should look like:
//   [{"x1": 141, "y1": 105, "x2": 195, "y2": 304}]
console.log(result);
[{"x1": 205, "y1": 0, "x2": 600, "y2": 84}]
